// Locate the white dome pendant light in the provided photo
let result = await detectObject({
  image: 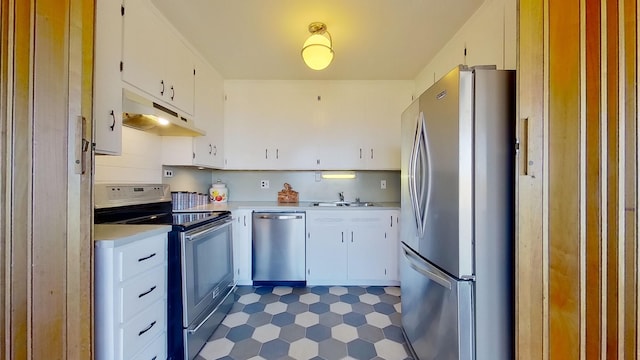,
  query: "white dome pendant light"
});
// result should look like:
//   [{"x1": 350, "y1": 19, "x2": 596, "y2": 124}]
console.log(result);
[{"x1": 301, "y1": 22, "x2": 334, "y2": 70}]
